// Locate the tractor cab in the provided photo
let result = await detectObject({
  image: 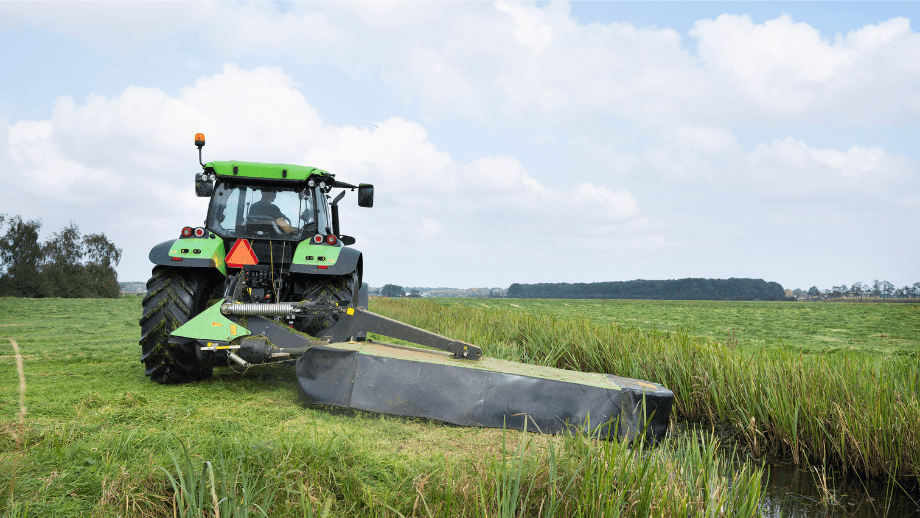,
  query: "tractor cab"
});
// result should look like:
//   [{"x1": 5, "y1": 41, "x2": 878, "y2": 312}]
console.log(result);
[{"x1": 207, "y1": 182, "x2": 322, "y2": 242}]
